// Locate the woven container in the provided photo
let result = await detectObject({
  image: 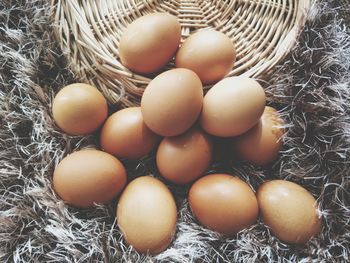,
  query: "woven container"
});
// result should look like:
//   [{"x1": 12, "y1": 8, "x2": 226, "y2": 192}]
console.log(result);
[{"x1": 54, "y1": 0, "x2": 311, "y2": 106}]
